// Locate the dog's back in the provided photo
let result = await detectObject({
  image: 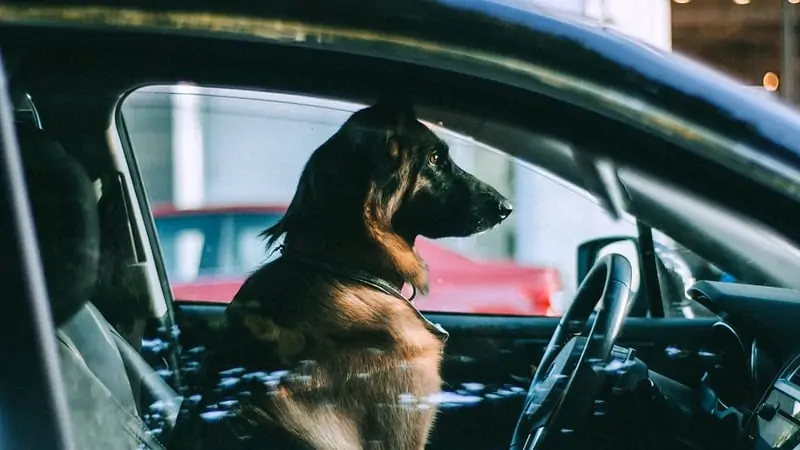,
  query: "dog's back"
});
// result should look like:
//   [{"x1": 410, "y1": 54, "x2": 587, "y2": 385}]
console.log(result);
[{"x1": 224, "y1": 257, "x2": 446, "y2": 450}]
